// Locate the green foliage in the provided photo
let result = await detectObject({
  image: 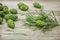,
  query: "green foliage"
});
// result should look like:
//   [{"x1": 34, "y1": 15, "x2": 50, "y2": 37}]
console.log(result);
[
  {"x1": 9, "y1": 8, "x2": 17, "y2": 14},
  {"x1": 26, "y1": 13, "x2": 35, "y2": 23},
  {"x1": 0, "y1": 5, "x2": 9, "y2": 17},
  {"x1": 0, "y1": 11, "x2": 5, "y2": 17},
  {"x1": 0, "y1": 17, "x2": 3, "y2": 24},
  {"x1": 20, "y1": 5, "x2": 29, "y2": 11},
  {"x1": 0, "y1": 3, "x2": 3, "y2": 11},
  {"x1": 25, "y1": 11, "x2": 59, "y2": 32},
  {"x1": 0, "y1": 5, "x2": 3, "y2": 11},
  {"x1": 5, "y1": 14, "x2": 18, "y2": 21},
  {"x1": 33, "y1": 2, "x2": 41, "y2": 8},
  {"x1": 7, "y1": 19, "x2": 15, "y2": 29},
  {"x1": 18, "y1": 2, "x2": 29, "y2": 11},
  {"x1": 36, "y1": 20, "x2": 46, "y2": 27},
  {"x1": 18, "y1": 2, "x2": 25, "y2": 8},
  {"x1": 3, "y1": 5, "x2": 9, "y2": 14},
  {"x1": 36, "y1": 15, "x2": 44, "y2": 20},
  {"x1": 0, "y1": 3, "x2": 18, "y2": 29}
]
